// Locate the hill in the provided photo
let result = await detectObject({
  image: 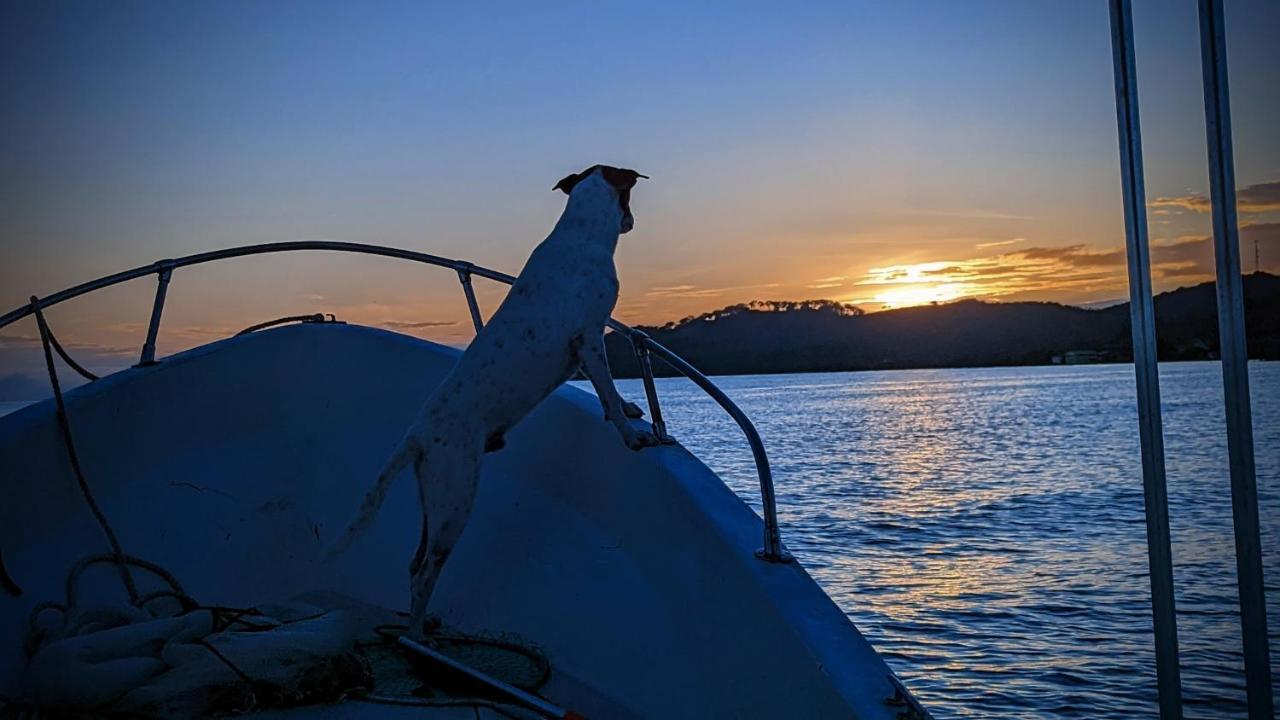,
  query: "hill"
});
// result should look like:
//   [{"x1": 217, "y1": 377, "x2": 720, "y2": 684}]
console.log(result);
[{"x1": 604, "y1": 273, "x2": 1280, "y2": 377}]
